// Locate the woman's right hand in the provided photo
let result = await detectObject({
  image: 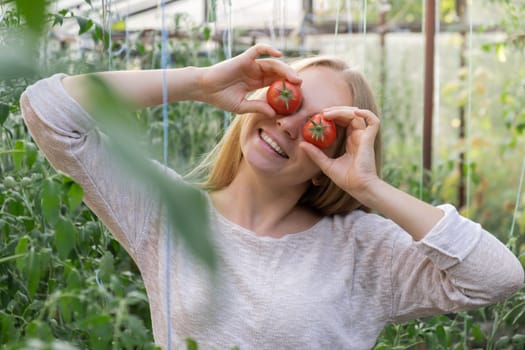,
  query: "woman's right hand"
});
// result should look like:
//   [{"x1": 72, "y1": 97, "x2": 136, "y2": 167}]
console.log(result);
[{"x1": 197, "y1": 44, "x2": 302, "y2": 116}]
